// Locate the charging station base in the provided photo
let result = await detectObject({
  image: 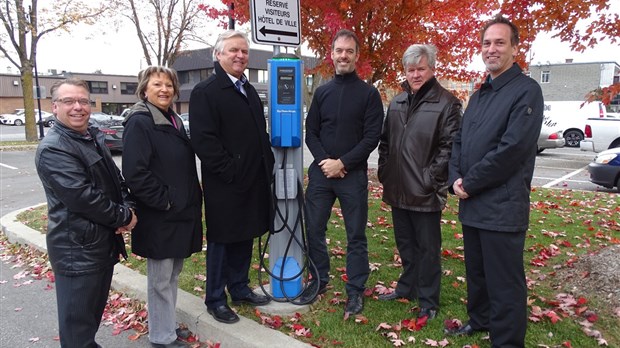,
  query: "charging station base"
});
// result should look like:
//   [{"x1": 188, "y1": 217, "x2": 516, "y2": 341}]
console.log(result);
[{"x1": 271, "y1": 256, "x2": 302, "y2": 299}]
